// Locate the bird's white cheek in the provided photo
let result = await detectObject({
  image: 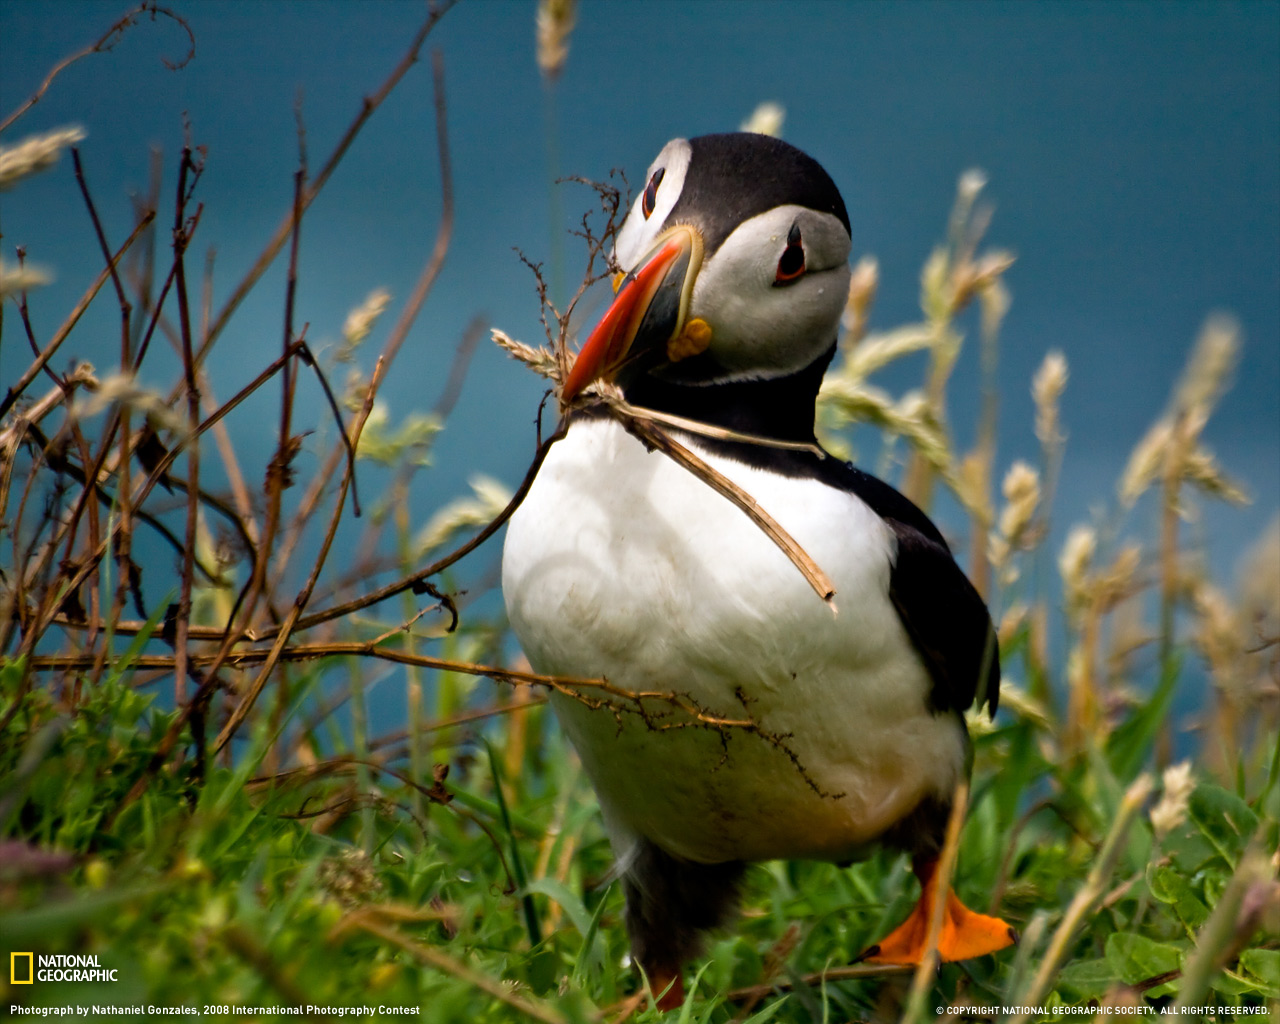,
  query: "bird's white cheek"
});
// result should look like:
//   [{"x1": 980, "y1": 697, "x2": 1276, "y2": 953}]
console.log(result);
[{"x1": 696, "y1": 269, "x2": 850, "y2": 375}]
